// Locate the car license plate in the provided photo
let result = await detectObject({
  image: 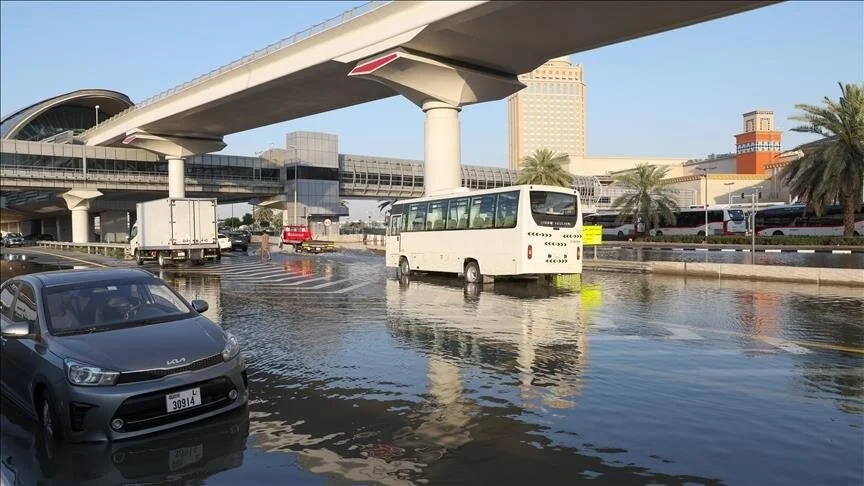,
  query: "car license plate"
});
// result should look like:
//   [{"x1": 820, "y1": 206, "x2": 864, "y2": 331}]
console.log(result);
[
  {"x1": 177, "y1": 251, "x2": 185, "y2": 257},
  {"x1": 165, "y1": 387, "x2": 200, "y2": 413},
  {"x1": 168, "y1": 444, "x2": 203, "y2": 471}
]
